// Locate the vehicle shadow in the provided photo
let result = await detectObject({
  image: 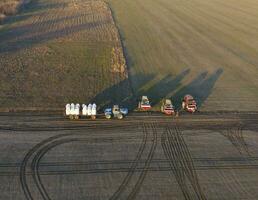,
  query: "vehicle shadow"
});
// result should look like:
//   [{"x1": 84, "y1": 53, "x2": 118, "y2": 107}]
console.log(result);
[
  {"x1": 141, "y1": 69, "x2": 190, "y2": 107},
  {"x1": 91, "y1": 74, "x2": 155, "y2": 111},
  {"x1": 92, "y1": 68, "x2": 223, "y2": 112},
  {"x1": 92, "y1": 69, "x2": 190, "y2": 111},
  {"x1": 172, "y1": 68, "x2": 223, "y2": 110}
]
